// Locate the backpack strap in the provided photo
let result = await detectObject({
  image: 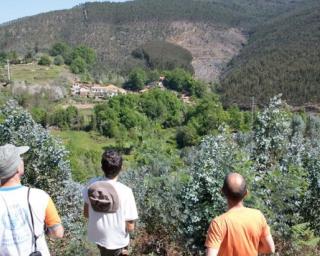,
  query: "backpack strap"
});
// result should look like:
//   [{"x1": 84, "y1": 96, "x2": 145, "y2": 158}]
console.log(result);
[{"x1": 27, "y1": 187, "x2": 39, "y2": 252}]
